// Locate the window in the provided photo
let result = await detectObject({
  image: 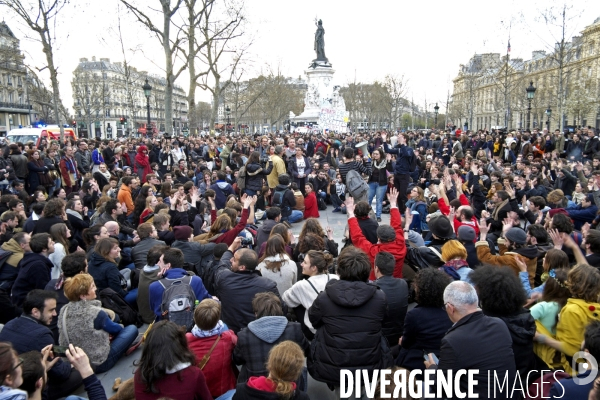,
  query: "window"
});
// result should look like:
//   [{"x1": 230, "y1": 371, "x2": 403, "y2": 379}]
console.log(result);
[{"x1": 105, "y1": 109, "x2": 110, "y2": 117}]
